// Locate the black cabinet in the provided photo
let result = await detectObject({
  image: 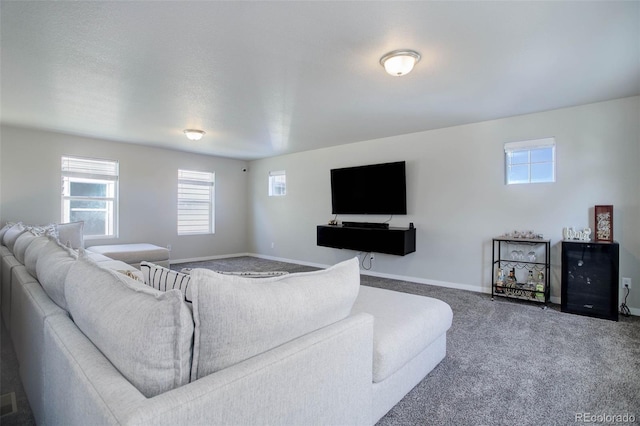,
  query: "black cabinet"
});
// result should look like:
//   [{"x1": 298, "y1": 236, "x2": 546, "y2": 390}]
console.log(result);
[
  {"x1": 561, "y1": 241, "x2": 619, "y2": 321},
  {"x1": 316, "y1": 225, "x2": 416, "y2": 256}
]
